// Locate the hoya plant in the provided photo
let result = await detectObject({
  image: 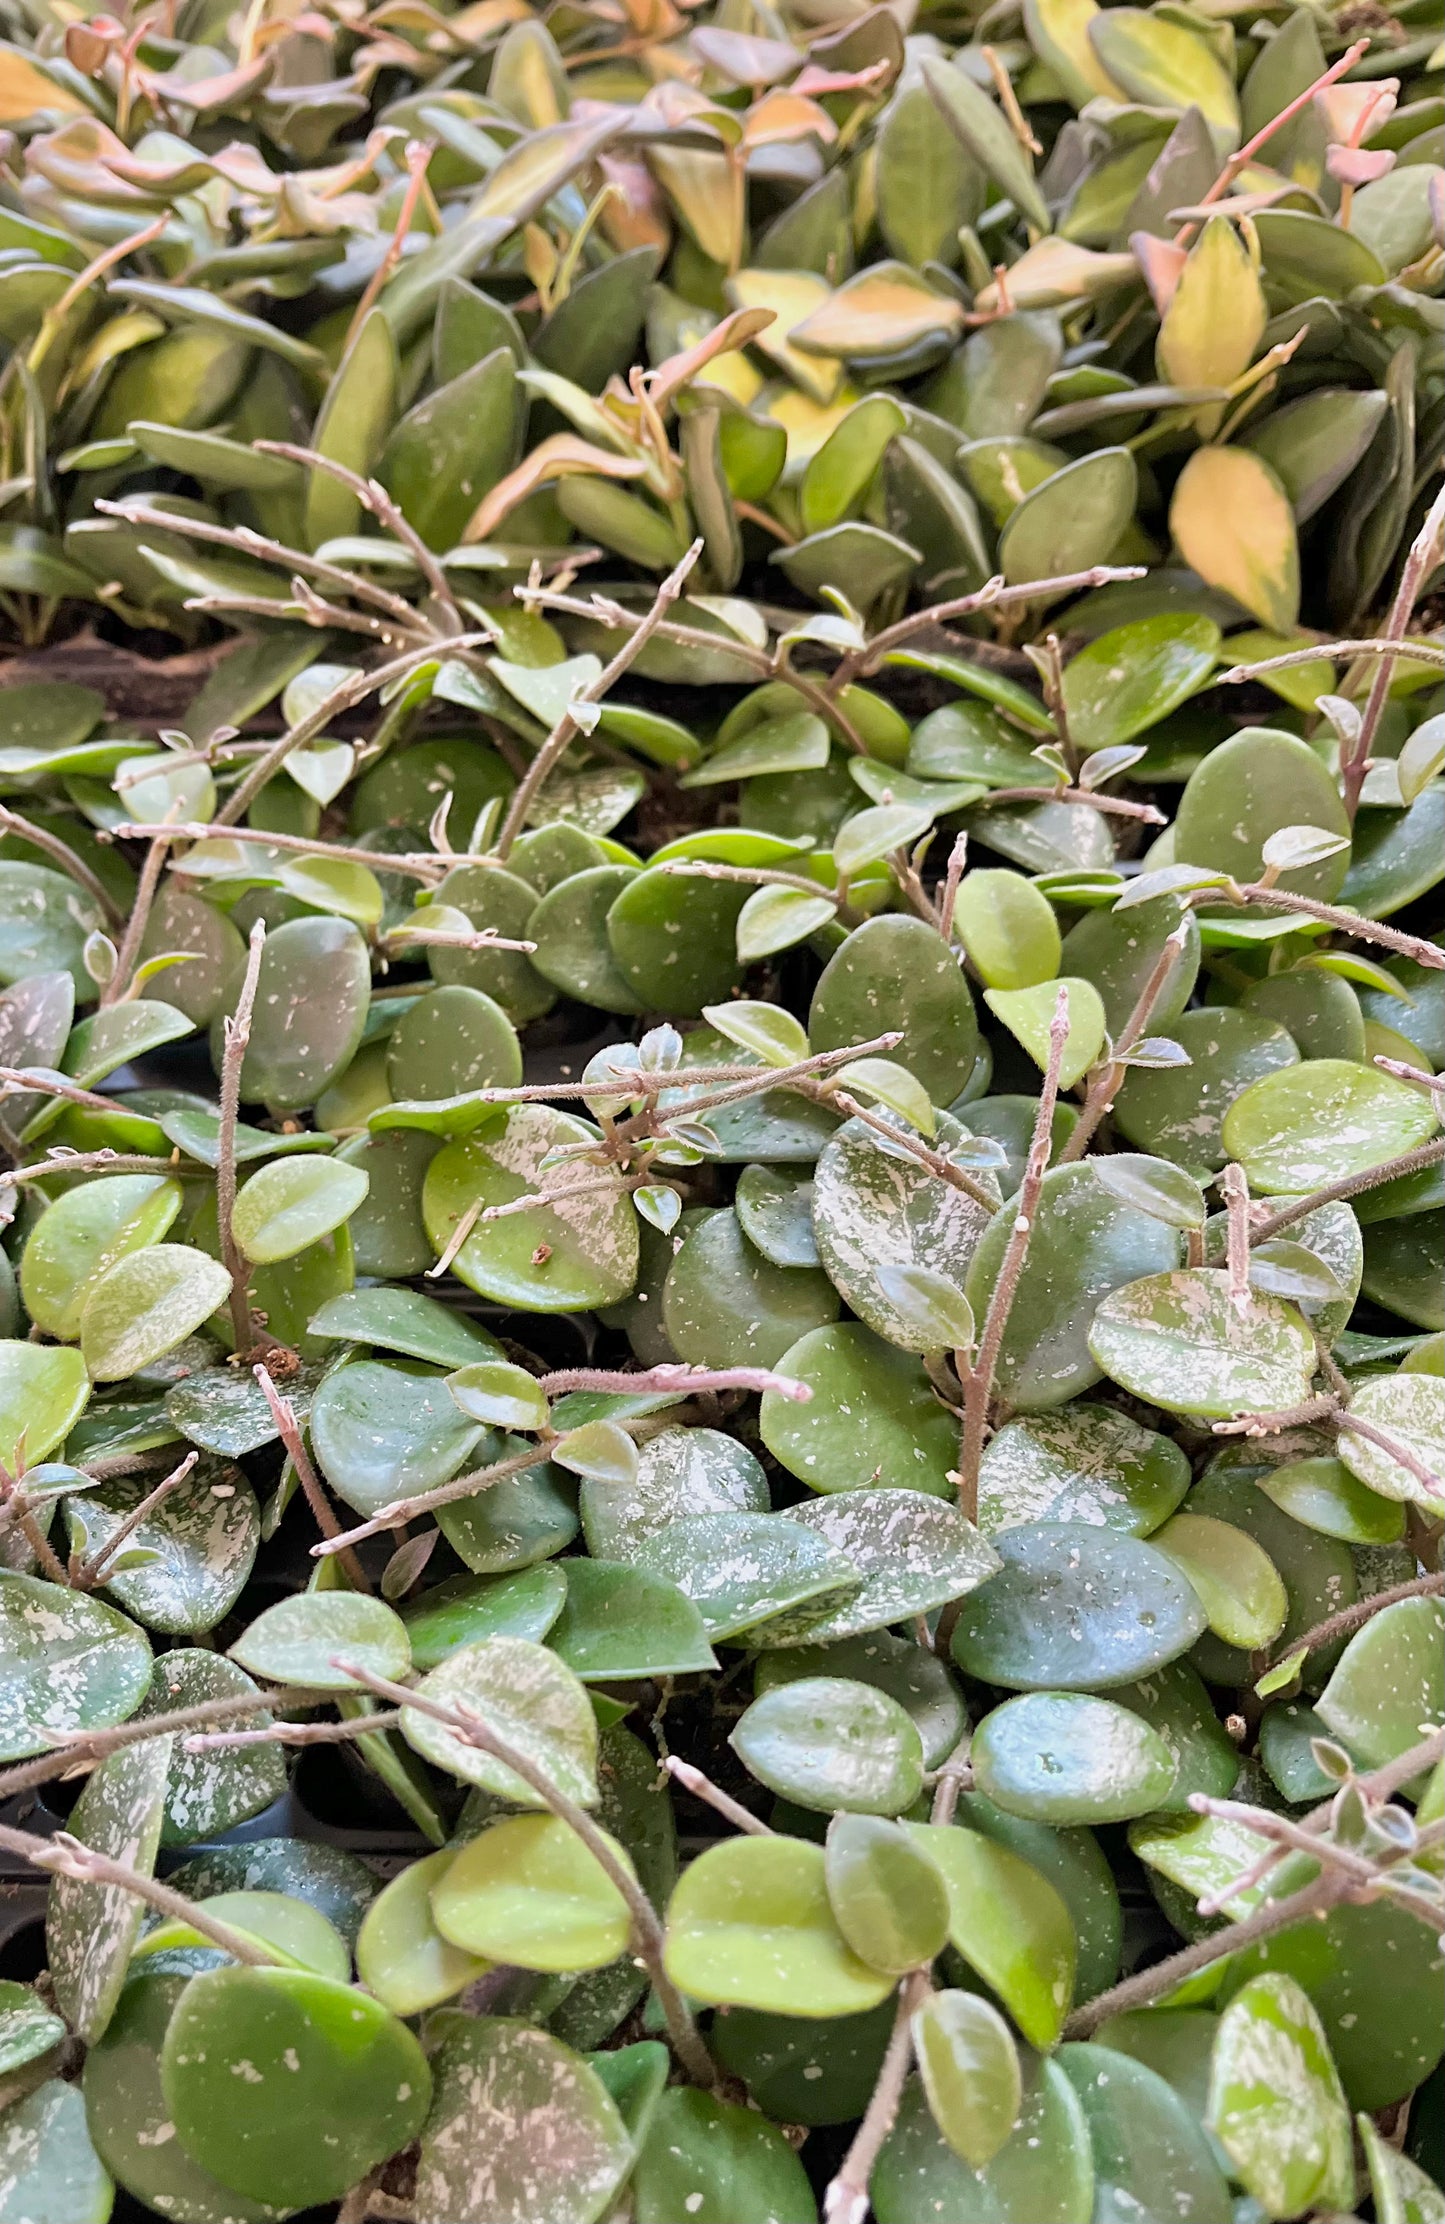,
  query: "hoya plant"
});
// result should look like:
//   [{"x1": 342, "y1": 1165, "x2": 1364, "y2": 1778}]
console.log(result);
[{"x1": 0, "y1": 0, "x2": 1441, "y2": 2216}]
